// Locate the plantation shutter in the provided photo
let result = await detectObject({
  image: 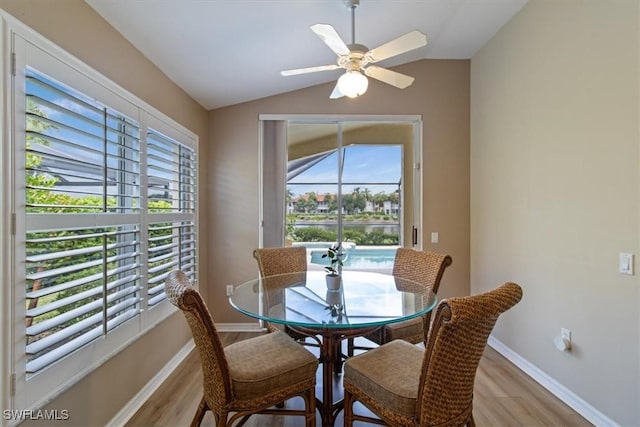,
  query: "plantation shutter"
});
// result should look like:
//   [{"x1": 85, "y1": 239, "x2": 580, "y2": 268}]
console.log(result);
[
  {"x1": 24, "y1": 68, "x2": 143, "y2": 374},
  {"x1": 12, "y1": 32, "x2": 198, "y2": 411},
  {"x1": 146, "y1": 130, "x2": 197, "y2": 307}
]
